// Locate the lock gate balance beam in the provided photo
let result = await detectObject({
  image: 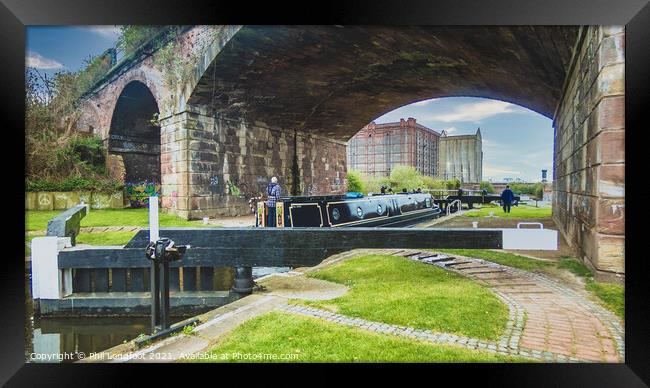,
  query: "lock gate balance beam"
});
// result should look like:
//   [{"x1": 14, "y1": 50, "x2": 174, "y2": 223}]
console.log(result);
[{"x1": 57, "y1": 226, "x2": 557, "y2": 270}]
